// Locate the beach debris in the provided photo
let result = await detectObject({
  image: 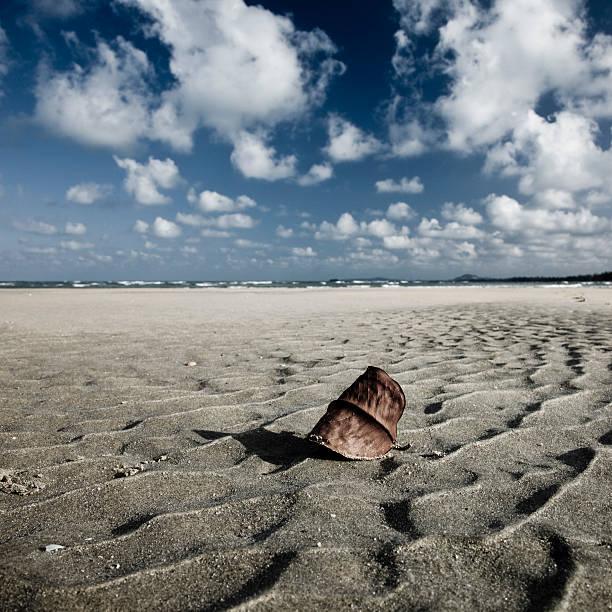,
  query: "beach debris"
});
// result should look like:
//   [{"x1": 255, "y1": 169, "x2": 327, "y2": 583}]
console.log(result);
[
  {"x1": 44, "y1": 544, "x2": 65, "y2": 552},
  {"x1": 573, "y1": 295, "x2": 586, "y2": 302},
  {"x1": 1, "y1": 472, "x2": 46, "y2": 496},
  {"x1": 307, "y1": 366, "x2": 405, "y2": 460},
  {"x1": 114, "y1": 465, "x2": 144, "y2": 478},
  {"x1": 185, "y1": 361, "x2": 197, "y2": 367},
  {"x1": 114, "y1": 454, "x2": 170, "y2": 477}
]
